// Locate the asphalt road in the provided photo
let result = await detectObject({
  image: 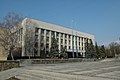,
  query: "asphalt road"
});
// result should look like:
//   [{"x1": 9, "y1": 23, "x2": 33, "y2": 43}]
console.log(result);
[{"x1": 0, "y1": 58, "x2": 120, "y2": 80}]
